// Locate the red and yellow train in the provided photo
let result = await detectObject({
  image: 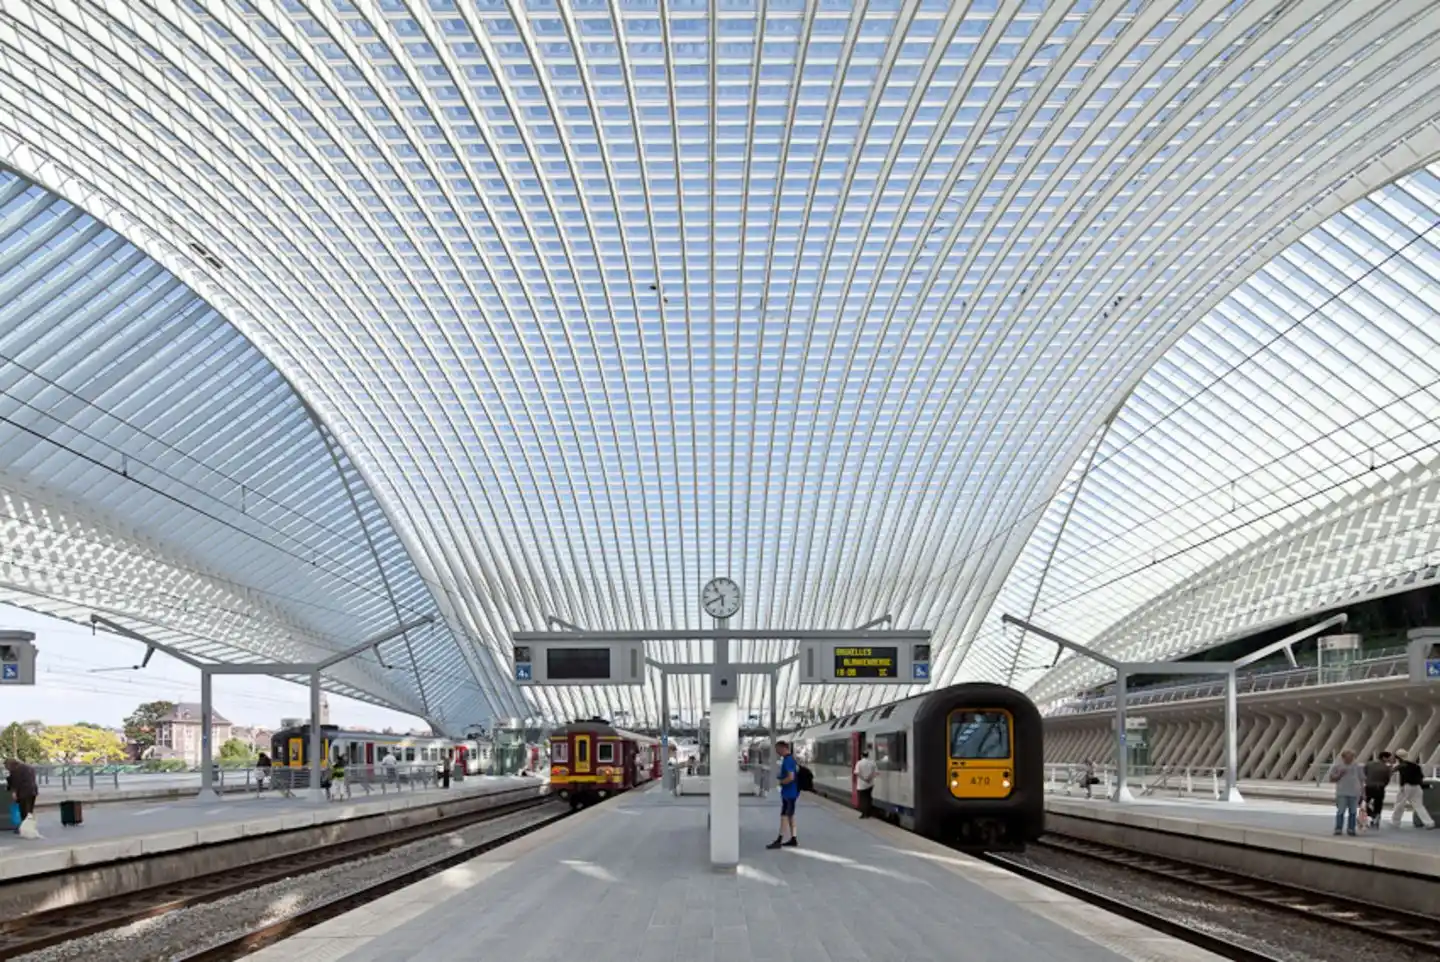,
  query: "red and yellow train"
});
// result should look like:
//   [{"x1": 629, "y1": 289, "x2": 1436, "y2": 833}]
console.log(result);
[{"x1": 548, "y1": 719, "x2": 660, "y2": 808}]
